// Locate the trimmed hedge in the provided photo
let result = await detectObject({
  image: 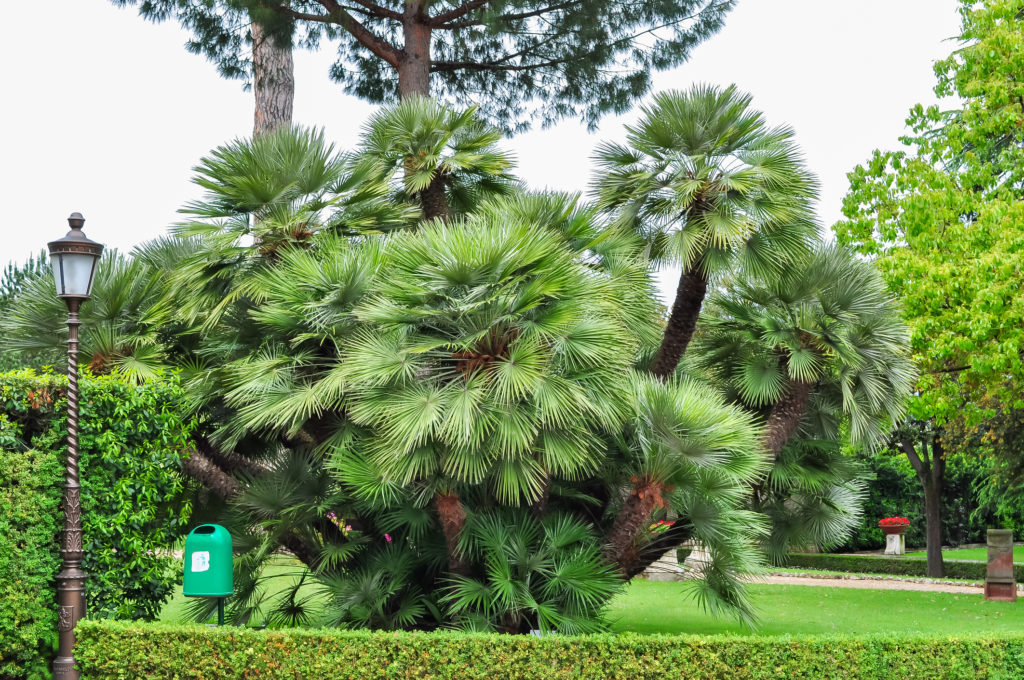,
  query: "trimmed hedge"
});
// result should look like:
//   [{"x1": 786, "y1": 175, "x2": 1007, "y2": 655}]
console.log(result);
[
  {"x1": 76, "y1": 621, "x2": 1024, "y2": 680},
  {"x1": 784, "y1": 553, "x2": 1024, "y2": 581}
]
